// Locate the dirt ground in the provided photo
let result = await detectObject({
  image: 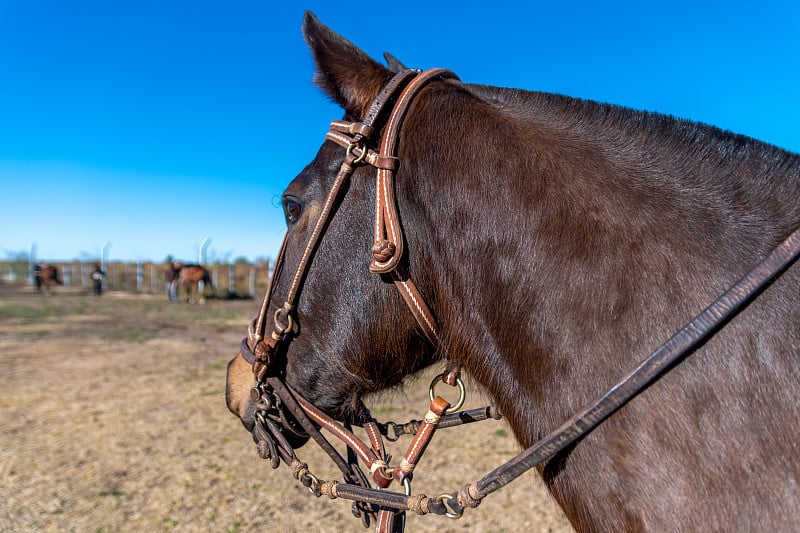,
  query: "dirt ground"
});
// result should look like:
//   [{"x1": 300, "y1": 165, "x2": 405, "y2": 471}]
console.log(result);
[{"x1": 0, "y1": 285, "x2": 571, "y2": 532}]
